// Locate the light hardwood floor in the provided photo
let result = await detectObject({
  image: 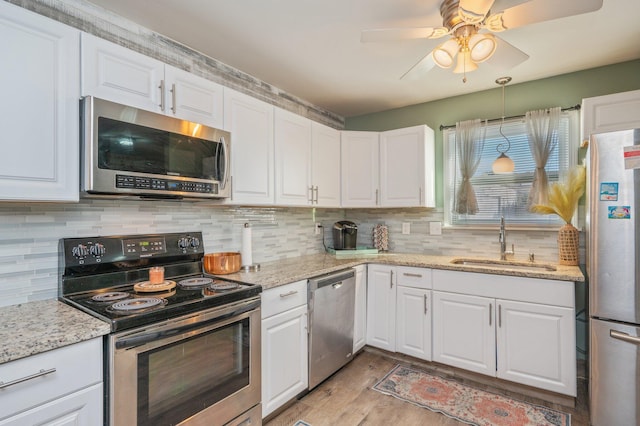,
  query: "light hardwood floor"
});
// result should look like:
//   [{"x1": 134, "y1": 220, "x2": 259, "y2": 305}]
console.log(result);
[{"x1": 265, "y1": 348, "x2": 589, "y2": 426}]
